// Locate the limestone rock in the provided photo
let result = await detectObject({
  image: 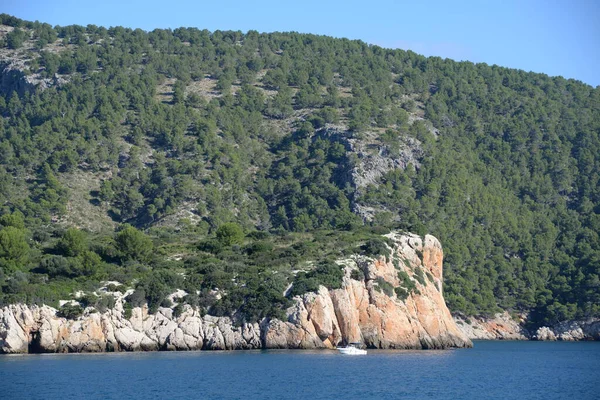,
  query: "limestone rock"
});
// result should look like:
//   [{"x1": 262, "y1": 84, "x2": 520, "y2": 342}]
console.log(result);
[
  {"x1": 265, "y1": 232, "x2": 471, "y2": 349},
  {"x1": 541, "y1": 319, "x2": 600, "y2": 341},
  {"x1": 0, "y1": 59, "x2": 69, "y2": 97},
  {"x1": 454, "y1": 312, "x2": 530, "y2": 340},
  {"x1": 0, "y1": 231, "x2": 474, "y2": 353},
  {"x1": 0, "y1": 305, "x2": 30, "y2": 353},
  {"x1": 535, "y1": 327, "x2": 557, "y2": 341},
  {"x1": 455, "y1": 312, "x2": 600, "y2": 342},
  {"x1": 581, "y1": 320, "x2": 600, "y2": 340},
  {"x1": 302, "y1": 287, "x2": 342, "y2": 345}
]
